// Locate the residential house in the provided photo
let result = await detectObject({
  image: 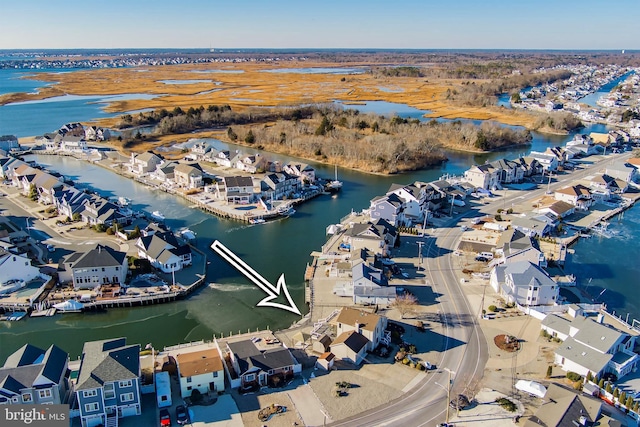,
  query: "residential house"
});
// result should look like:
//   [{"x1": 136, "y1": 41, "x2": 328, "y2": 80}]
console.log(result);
[
  {"x1": 0, "y1": 135, "x2": 20, "y2": 152},
  {"x1": 136, "y1": 231, "x2": 192, "y2": 273},
  {"x1": 84, "y1": 126, "x2": 110, "y2": 141},
  {"x1": 0, "y1": 344, "x2": 69, "y2": 405},
  {"x1": 80, "y1": 195, "x2": 127, "y2": 226},
  {"x1": 510, "y1": 215, "x2": 552, "y2": 237},
  {"x1": 175, "y1": 348, "x2": 224, "y2": 398},
  {"x1": 262, "y1": 172, "x2": 299, "y2": 200},
  {"x1": 55, "y1": 186, "x2": 92, "y2": 219},
  {"x1": 212, "y1": 150, "x2": 241, "y2": 168},
  {"x1": 60, "y1": 135, "x2": 88, "y2": 152},
  {"x1": 529, "y1": 151, "x2": 559, "y2": 171},
  {"x1": 216, "y1": 176, "x2": 255, "y2": 204},
  {"x1": 173, "y1": 163, "x2": 203, "y2": 189},
  {"x1": 58, "y1": 244, "x2": 128, "y2": 290},
  {"x1": 386, "y1": 183, "x2": 424, "y2": 222},
  {"x1": 0, "y1": 156, "x2": 25, "y2": 180},
  {"x1": 58, "y1": 123, "x2": 85, "y2": 138},
  {"x1": 0, "y1": 248, "x2": 46, "y2": 288},
  {"x1": 490, "y1": 260, "x2": 558, "y2": 306},
  {"x1": 236, "y1": 154, "x2": 266, "y2": 174},
  {"x1": 350, "y1": 260, "x2": 396, "y2": 306},
  {"x1": 516, "y1": 157, "x2": 543, "y2": 177},
  {"x1": 493, "y1": 229, "x2": 546, "y2": 267},
  {"x1": 225, "y1": 339, "x2": 300, "y2": 388},
  {"x1": 542, "y1": 314, "x2": 639, "y2": 379},
  {"x1": 606, "y1": 162, "x2": 637, "y2": 183},
  {"x1": 35, "y1": 133, "x2": 58, "y2": 150},
  {"x1": 341, "y1": 220, "x2": 397, "y2": 257},
  {"x1": 539, "y1": 200, "x2": 575, "y2": 220},
  {"x1": 489, "y1": 158, "x2": 524, "y2": 184},
  {"x1": 129, "y1": 151, "x2": 162, "y2": 175},
  {"x1": 464, "y1": 164, "x2": 499, "y2": 190},
  {"x1": 11, "y1": 163, "x2": 39, "y2": 195},
  {"x1": 151, "y1": 161, "x2": 177, "y2": 183},
  {"x1": 589, "y1": 174, "x2": 617, "y2": 196},
  {"x1": 554, "y1": 185, "x2": 593, "y2": 210},
  {"x1": 283, "y1": 162, "x2": 316, "y2": 183},
  {"x1": 189, "y1": 141, "x2": 211, "y2": 159},
  {"x1": 523, "y1": 384, "x2": 603, "y2": 427},
  {"x1": 75, "y1": 338, "x2": 141, "y2": 427},
  {"x1": 369, "y1": 193, "x2": 405, "y2": 226},
  {"x1": 332, "y1": 307, "x2": 389, "y2": 365},
  {"x1": 33, "y1": 171, "x2": 64, "y2": 205}
]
